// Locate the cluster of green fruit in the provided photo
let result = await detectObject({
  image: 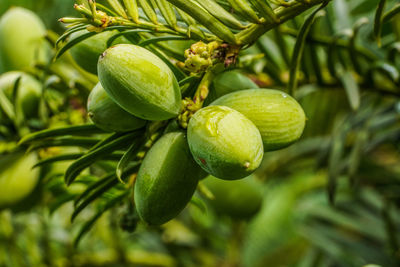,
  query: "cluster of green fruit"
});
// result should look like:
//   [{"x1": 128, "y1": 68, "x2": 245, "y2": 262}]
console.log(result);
[
  {"x1": 82, "y1": 39, "x2": 305, "y2": 224},
  {"x1": 0, "y1": 7, "x2": 50, "y2": 211}
]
